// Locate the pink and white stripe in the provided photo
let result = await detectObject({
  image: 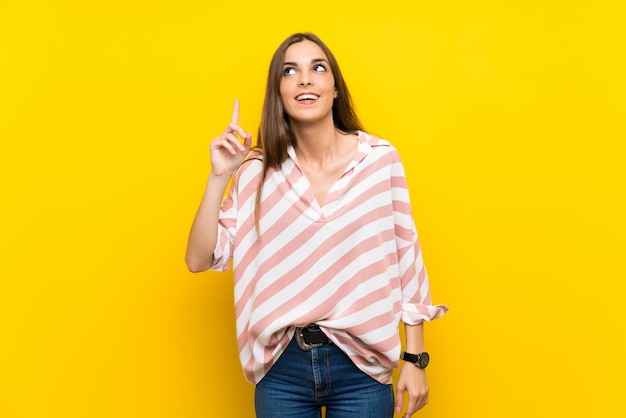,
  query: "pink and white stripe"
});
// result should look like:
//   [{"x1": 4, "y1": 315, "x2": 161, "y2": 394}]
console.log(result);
[{"x1": 212, "y1": 131, "x2": 447, "y2": 384}]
